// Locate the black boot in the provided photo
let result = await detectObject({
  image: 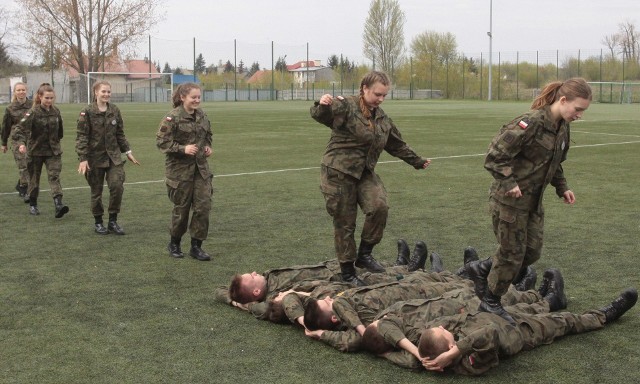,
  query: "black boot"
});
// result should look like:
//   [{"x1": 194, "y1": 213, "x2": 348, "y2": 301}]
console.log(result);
[
  {"x1": 464, "y1": 258, "x2": 493, "y2": 299},
  {"x1": 16, "y1": 181, "x2": 27, "y2": 198},
  {"x1": 429, "y1": 252, "x2": 444, "y2": 273},
  {"x1": 407, "y1": 241, "x2": 428, "y2": 272},
  {"x1": 355, "y1": 241, "x2": 385, "y2": 273},
  {"x1": 455, "y1": 247, "x2": 480, "y2": 279},
  {"x1": 107, "y1": 214, "x2": 125, "y2": 235},
  {"x1": 541, "y1": 268, "x2": 567, "y2": 311},
  {"x1": 513, "y1": 266, "x2": 537, "y2": 291},
  {"x1": 479, "y1": 290, "x2": 516, "y2": 325},
  {"x1": 167, "y1": 237, "x2": 184, "y2": 258},
  {"x1": 94, "y1": 216, "x2": 108, "y2": 235},
  {"x1": 190, "y1": 238, "x2": 211, "y2": 261},
  {"x1": 29, "y1": 204, "x2": 40, "y2": 216},
  {"x1": 599, "y1": 288, "x2": 638, "y2": 324},
  {"x1": 53, "y1": 196, "x2": 69, "y2": 218},
  {"x1": 340, "y1": 262, "x2": 367, "y2": 286},
  {"x1": 395, "y1": 239, "x2": 410, "y2": 266}
]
